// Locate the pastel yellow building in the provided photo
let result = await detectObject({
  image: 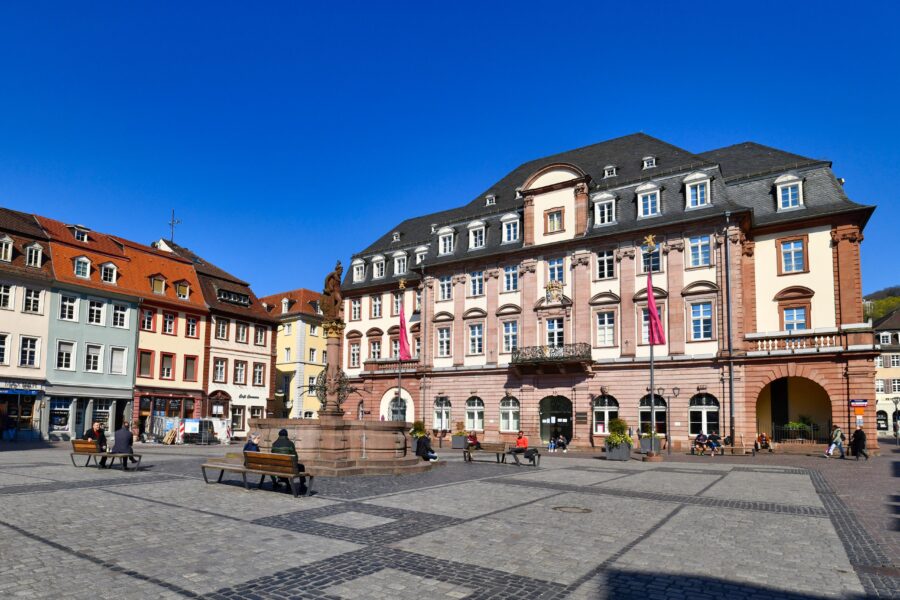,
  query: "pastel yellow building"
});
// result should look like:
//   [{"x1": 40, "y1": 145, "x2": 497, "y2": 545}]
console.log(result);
[{"x1": 261, "y1": 289, "x2": 326, "y2": 418}]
